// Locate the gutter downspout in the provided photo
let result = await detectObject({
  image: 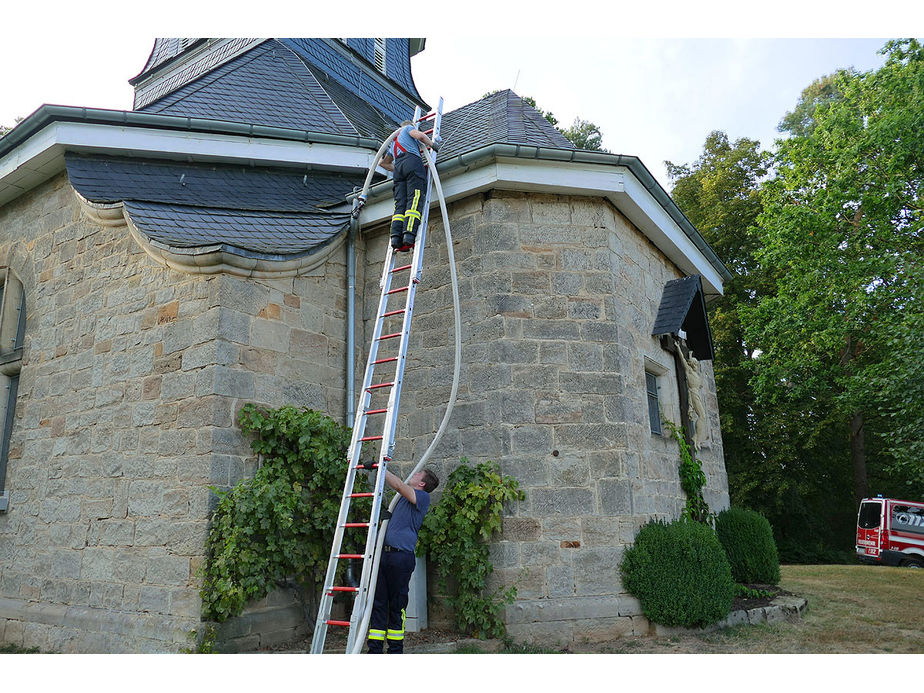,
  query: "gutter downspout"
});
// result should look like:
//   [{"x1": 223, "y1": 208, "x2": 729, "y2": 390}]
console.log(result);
[{"x1": 344, "y1": 196, "x2": 359, "y2": 588}]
